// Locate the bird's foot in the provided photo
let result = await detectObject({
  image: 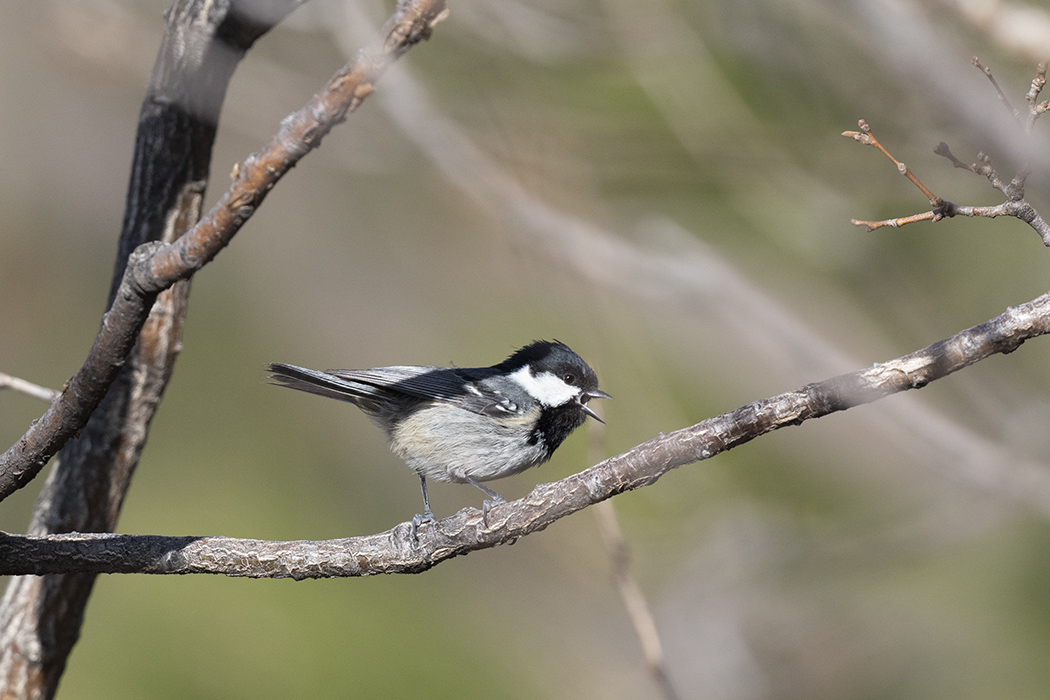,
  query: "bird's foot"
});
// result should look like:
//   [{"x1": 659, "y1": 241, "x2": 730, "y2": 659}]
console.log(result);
[
  {"x1": 480, "y1": 495, "x2": 506, "y2": 528},
  {"x1": 411, "y1": 509, "x2": 436, "y2": 540}
]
